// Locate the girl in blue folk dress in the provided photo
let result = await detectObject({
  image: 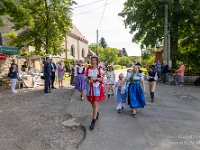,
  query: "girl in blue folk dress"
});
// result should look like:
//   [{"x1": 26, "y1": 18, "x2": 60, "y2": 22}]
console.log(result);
[
  {"x1": 119, "y1": 65, "x2": 146, "y2": 115},
  {"x1": 114, "y1": 73, "x2": 127, "y2": 113}
]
